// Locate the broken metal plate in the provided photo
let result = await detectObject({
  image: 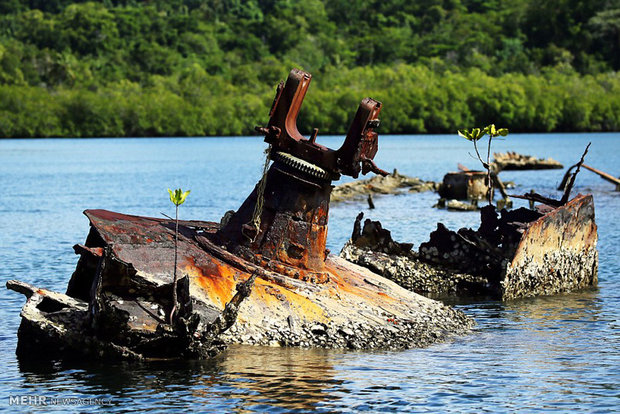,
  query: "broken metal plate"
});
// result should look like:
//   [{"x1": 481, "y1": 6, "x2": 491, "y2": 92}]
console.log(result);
[{"x1": 74, "y1": 209, "x2": 473, "y2": 349}]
